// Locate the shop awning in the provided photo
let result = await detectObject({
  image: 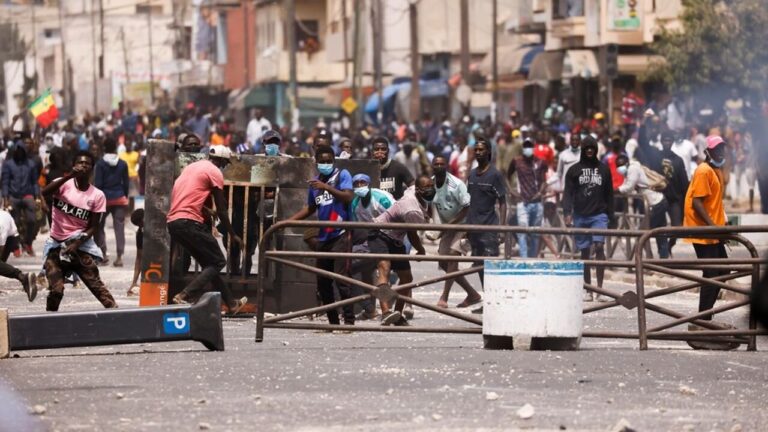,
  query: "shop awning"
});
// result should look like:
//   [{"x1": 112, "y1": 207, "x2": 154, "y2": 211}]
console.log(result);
[
  {"x1": 527, "y1": 51, "x2": 564, "y2": 85},
  {"x1": 618, "y1": 54, "x2": 665, "y2": 75},
  {"x1": 478, "y1": 44, "x2": 544, "y2": 77},
  {"x1": 562, "y1": 49, "x2": 599, "y2": 79},
  {"x1": 244, "y1": 86, "x2": 275, "y2": 108}
]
